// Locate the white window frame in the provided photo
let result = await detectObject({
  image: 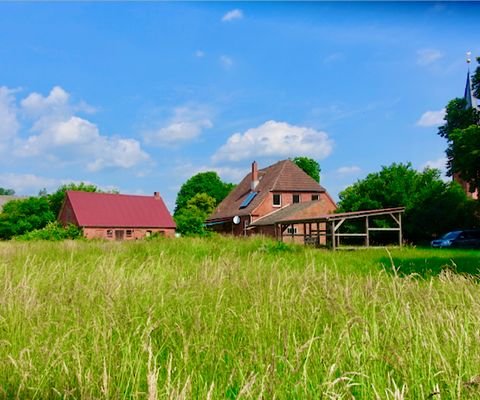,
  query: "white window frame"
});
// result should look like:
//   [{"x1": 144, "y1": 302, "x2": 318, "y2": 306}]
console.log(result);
[
  {"x1": 273, "y1": 193, "x2": 282, "y2": 207},
  {"x1": 287, "y1": 225, "x2": 297, "y2": 234}
]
